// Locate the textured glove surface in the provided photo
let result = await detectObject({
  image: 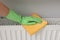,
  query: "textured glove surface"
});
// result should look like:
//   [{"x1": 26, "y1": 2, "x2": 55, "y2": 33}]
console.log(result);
[
  {"x1": 21, "y1": 16, "x2": 42, "y2": 25},
  {"x1": 6, "y1": 9, "x2": 21, "y2": 23}
]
